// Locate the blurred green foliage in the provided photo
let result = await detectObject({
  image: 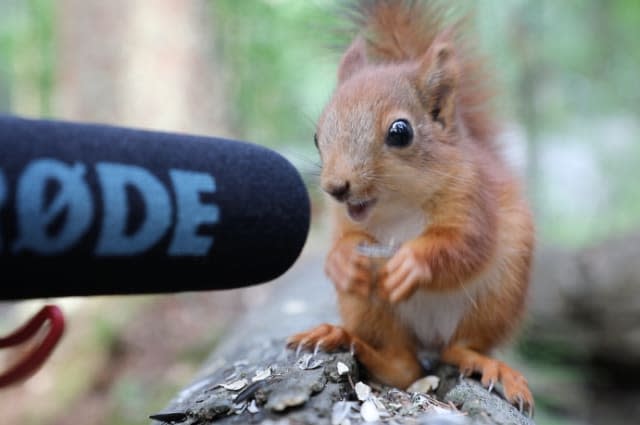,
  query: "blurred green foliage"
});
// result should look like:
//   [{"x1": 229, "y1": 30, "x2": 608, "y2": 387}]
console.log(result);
[
  {"x1": 0, "y1": 0, "x2": 54, "y2": 115},
  {"x1": 209, "y1": 1, "x2": 338, "y2": 152},
  {"x1": 108, "y1": 377, "x2": 183, "y2": 425}
]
